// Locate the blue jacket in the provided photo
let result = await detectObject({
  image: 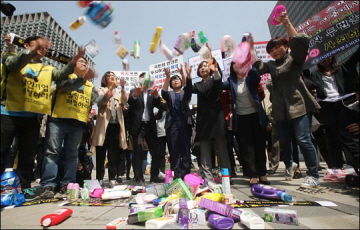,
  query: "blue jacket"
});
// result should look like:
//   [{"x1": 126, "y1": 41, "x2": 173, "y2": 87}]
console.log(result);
[{"x1": 222, "y1": 67, "x2": 268, "y2": 132}]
